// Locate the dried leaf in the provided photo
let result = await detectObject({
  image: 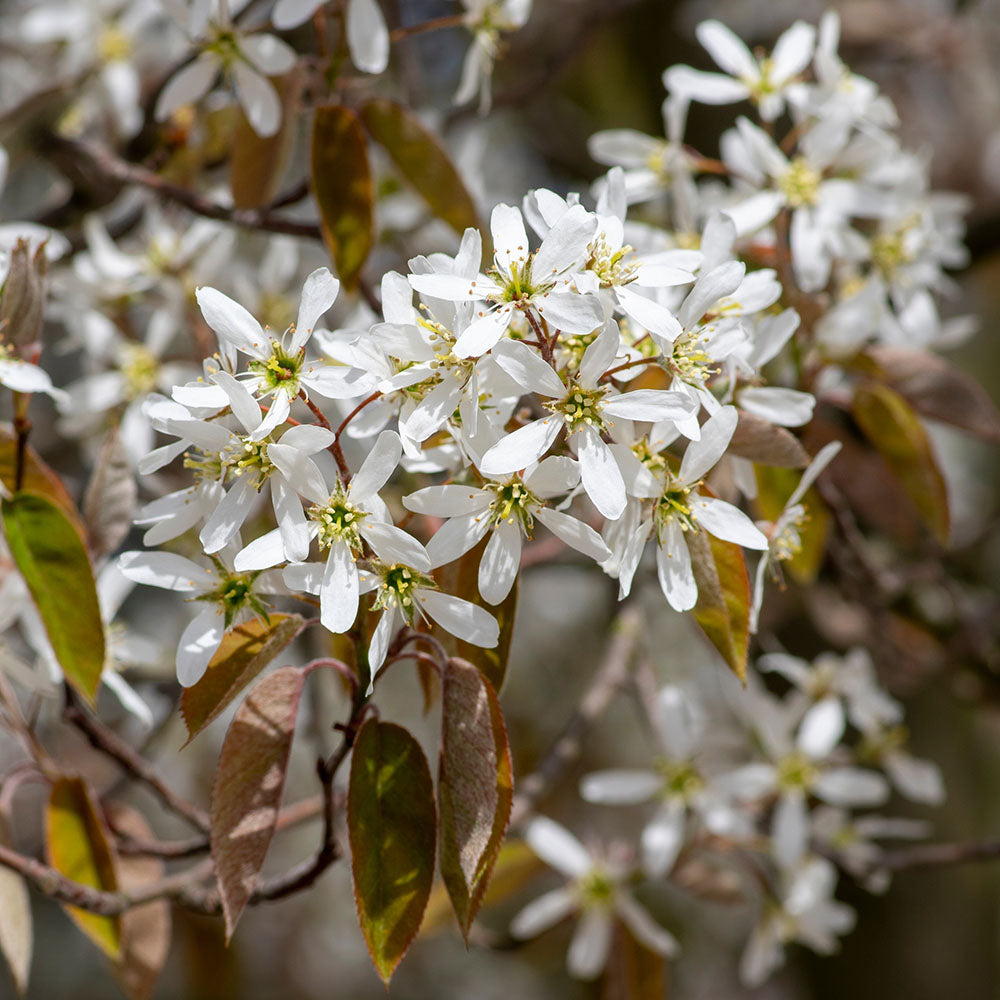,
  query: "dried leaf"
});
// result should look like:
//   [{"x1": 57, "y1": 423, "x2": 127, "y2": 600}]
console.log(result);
[
  {"x1": 210, "y1": 666, "x2": 307, "y2": 939},
  {"x1": 438, "y1": 658, "x2": 512, "y2": 940},
  {"x1": 105, "y1": 804, "x2": 171, "y2": 1000},
  {"x1": 0, "y1": 815, "x2": 31, "y2": 995},
  {"x1": 857, "y1": 346, "x2": 1000, "y2": 442},
  {"x1": 230, "y1": 70, "x2": 301, "y2": 209},
  {"x1": 852, "y1": 382, "x2": 950, "y2": 545},
  {"x1": 689, "y1": 529, "x2": 750, "y2": 682},
  {"x1": 45, "y1": 777, "x2": 121, "y2": 958},
  {"x1": 311, "y1": 105, "x2": 373, "y2": 290},
  {"x1": 180, "y1": 614, "x2": 304, "y2": 744},
  {"x1": 348, "y1": 719, "x2": 436, "y2": 984},
  {"x1": 2, "y1": 492, "x2": 105, "y2": 703},
  {"x1": 360, "y1": 99, "x2": 480, "y2": 237},
  {"x1": 83, "y1": 428, "x2": 137, "y2": 561},
  {"x1": 433, "y1": 536, "x2": 517, "y2": 692},
  {"x1": 728, "y1": 411, "x2": 808, "y2": 468}
]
